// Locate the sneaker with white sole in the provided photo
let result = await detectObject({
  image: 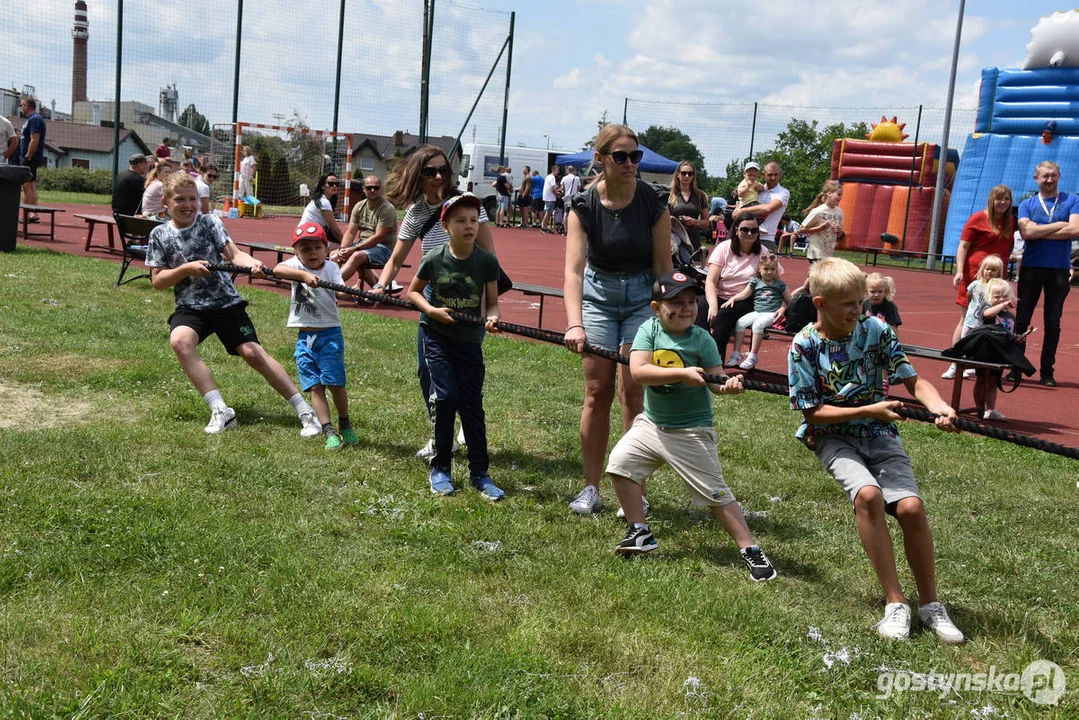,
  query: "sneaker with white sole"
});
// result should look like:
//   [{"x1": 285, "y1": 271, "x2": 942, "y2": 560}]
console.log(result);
[
  {"x1": 614, "y1": 525, "x2": 657, "y2": 555},
  {"x1": 941, "y1": 364, "x2": 956, "y2": 380},
  {"x1": 299, "y1": 411, "x2": 322, "y2": 438},
  {"x1": 616, "y1": 496, "x2": 650, "y2": 519},
  {"x1": 738, "y1": 352, "x2": 759, "y2": 371},
  {"x1": 204, "y1": 406, "x2": 237, "y2": 434},
  {"x1": 456, "y1": 426, "x2": 466, "y2": 447},
  {"x1": 725, "y1": 351, "x2": 744, "y2": 368},
  {"x1": 983, "y1": 409, "x2": 1007, "y2": 421},
  {"x1": 385, "y1": 280, "x2": 405, "y2": 295},
  {"x1": 740, "y1": 545, "x2": 778, "y2": 582},
  {"x1": 429, "y1": 468, "x2": 455, "y2": 496},
  {"x1": 416, "y1": 437, "x2": 460, "y2": 460},
  {"x1": 962, "y1": 368, "x2": 976, "y2": 379},
  {"x1": 875, "y1": 602, "x2": 911, "y2": 640},
  {"x1": 569, "y1": 485, "x2": 602, "y2": 514},
  {"x1": 470, "y1": 474, "x2": 505, "y2": 501},
  {"x1": 918, "y1": 601, "x2": 965, "y2": 644}
]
